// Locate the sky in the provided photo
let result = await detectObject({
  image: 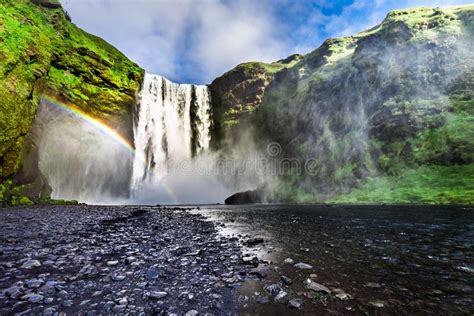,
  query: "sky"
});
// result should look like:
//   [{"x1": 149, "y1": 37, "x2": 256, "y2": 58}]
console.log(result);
[{"x1": 60, "y1": 0, "x2": 473, "y2": 84}]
